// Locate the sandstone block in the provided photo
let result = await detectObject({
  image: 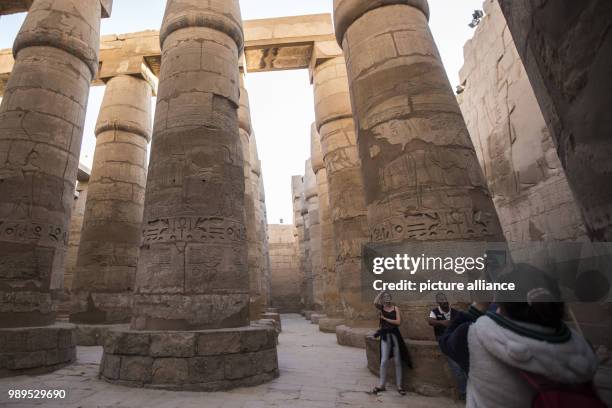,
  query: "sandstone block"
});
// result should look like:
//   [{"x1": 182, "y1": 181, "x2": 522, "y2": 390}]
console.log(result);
[
  {"x1": 335, "y1": 325, "x2": 375, "y2": 349},
  {"x1": 318, "y1": 318, "x2": 345, "y2": 333},
  {"x1": 151, "y1": 358, "x2": 189, "y2": 385},
  {"x1": 150, "y1": 332, "x2": 196, "y2": 357},
  {"x1": 119, "y1": 356, "x2": 153, "y2": 383}
]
